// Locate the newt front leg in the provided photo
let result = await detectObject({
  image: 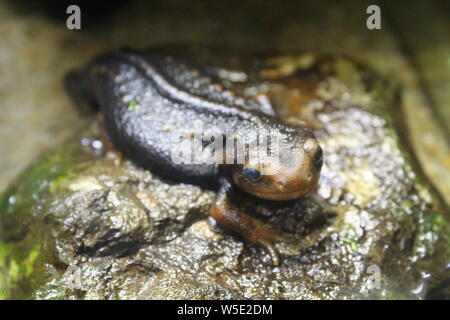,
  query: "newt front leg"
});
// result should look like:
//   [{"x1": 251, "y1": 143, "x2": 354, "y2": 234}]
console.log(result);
[{"x1": 210, "y1": 180, "x2": 288, "y2": 266}]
